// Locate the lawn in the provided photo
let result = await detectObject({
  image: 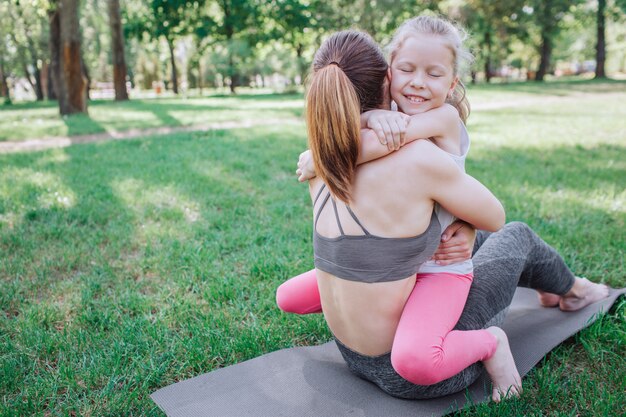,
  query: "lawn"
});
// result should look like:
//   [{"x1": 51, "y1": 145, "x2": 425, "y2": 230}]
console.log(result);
[
  {"x1": 0, "y1": 81, "x2": 625, "y2": 416},
  {"x1": 0, "y1": 91, "x2": 304, "y2": 142}
]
